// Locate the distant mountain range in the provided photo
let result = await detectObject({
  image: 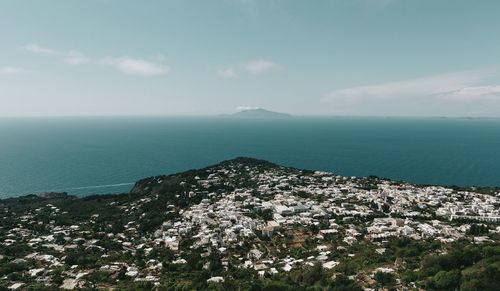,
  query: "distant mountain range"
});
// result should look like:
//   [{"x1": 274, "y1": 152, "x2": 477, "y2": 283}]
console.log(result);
[{"x1": 222, "y1": 108, "x2": 293, "y2": 119}]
